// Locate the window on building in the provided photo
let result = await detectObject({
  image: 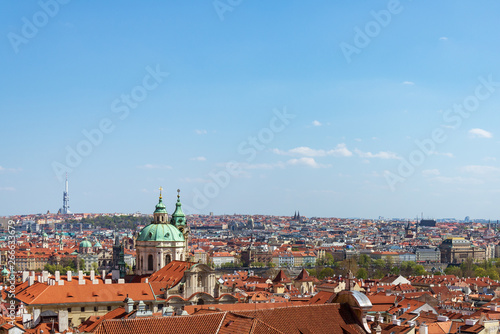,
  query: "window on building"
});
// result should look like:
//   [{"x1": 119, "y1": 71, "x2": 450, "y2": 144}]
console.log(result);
[
  {"x1": 148, "y1": 254, "x2": 154, "y2": 271},
  {"x1": 107, "y1": 306, "x2": 111, "y2": 311},
  {"x1": 94, "y1": 306, "x2": 98, "y2": 312},
  {"x1": 81, "y1": 307, "x2": 85, "y2": 312},
  {"x1": 67, "y1": 308, "x2": 71, "y2": 313},
  {"x1": 165, "y1": 254, "x2": 171, "y2": 266}
]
